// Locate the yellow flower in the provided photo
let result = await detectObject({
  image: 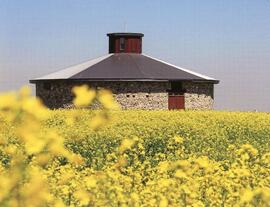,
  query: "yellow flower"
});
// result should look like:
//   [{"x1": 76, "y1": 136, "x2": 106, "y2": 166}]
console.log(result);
[
  {"x1": 130, "y1": 192, "x2": 139, "y2": 202},
  {"x1": 174, "y1": 170, "x2": 188, "y2": 179},
  {"x1": 69, "y1": 153, "x2": 85, "y2": 165},
  {"x1": 21, "y1": 97, "x2": 49, "y2": 120},
  {"x1": 118, "y1": 156, "x2": 127, "y2": 167},
  {"x1": 35, "y1": 154, "x2": 51, "y2": 166},
  {"x1": 159, "y1": 179, "x2": 171, "y2": 188},
  {"x1": 0, "y1": 175, "x2": 13, "y2": 201},
  {"x1": 159, "y1": 196, "x2": 168, "y2": 207},
  {"x1": 22, "y1": 167, "x2": 53, "y2": 207},
  {"x1": 0, "y1": 92, "x2": 17, "y2": 109},
  {"x1": 58, "y1": 169, "x2": 74, "y2": 184},
  {"x1": 174, "y1": 135, "x2": 184, "y2": 143},
  {"x1": 19, "y1": 125, "x2": 47, "y2": 155},
  {"x1": 19, "y1": 85, "x2": 31, "y2": 99},
  {"x1": 74, "y1": 190, "x2": 90, "y2": 206},
  {"x1": 240, "y1": 189, "x2": 254, "y2": 203},
  {"x1": 4, "y1": 144, "x2": 17, "y2": 155},
  {"x1": 72, "y1": 85, "x2": 96, "y2": 107},
  {"x1": 174, "y1": 160, "x2": 190, "y2": 169},
  {"x1": 89, "y1": 115, "x2": 106, "y2": 130},
  {"x1": 54, "y1": 200, "x2": 66, "y2": 207},
  {"x1": 158, "y1": 162, "x2": 170, "y2": 172},
  {"x1": 196, "y1": 156, "x2": 209, "y2": 169},
  {"x1": 85, "y1": 176, "x2": 97, "y2": 188},
  {"x1": 98, "y1": 89, "x2": 119, "y2": 110},
  {"x1": 119, "y1": 139, "x2": 135, "y2": 153}
]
